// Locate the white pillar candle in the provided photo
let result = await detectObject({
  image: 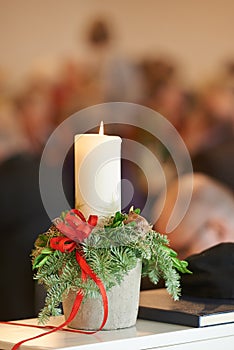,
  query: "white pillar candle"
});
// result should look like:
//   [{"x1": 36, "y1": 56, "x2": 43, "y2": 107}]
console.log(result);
[{"x1": 74, "y1": 124, "x2": 121, "y2": 218}]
